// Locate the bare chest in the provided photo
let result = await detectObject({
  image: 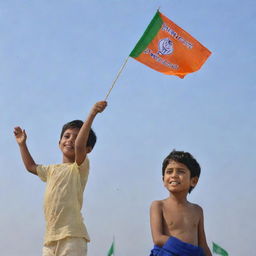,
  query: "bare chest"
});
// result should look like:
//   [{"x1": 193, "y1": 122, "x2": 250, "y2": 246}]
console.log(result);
[{"x1": 162, "y1": 204, "x2": 199, "y2": 233}]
